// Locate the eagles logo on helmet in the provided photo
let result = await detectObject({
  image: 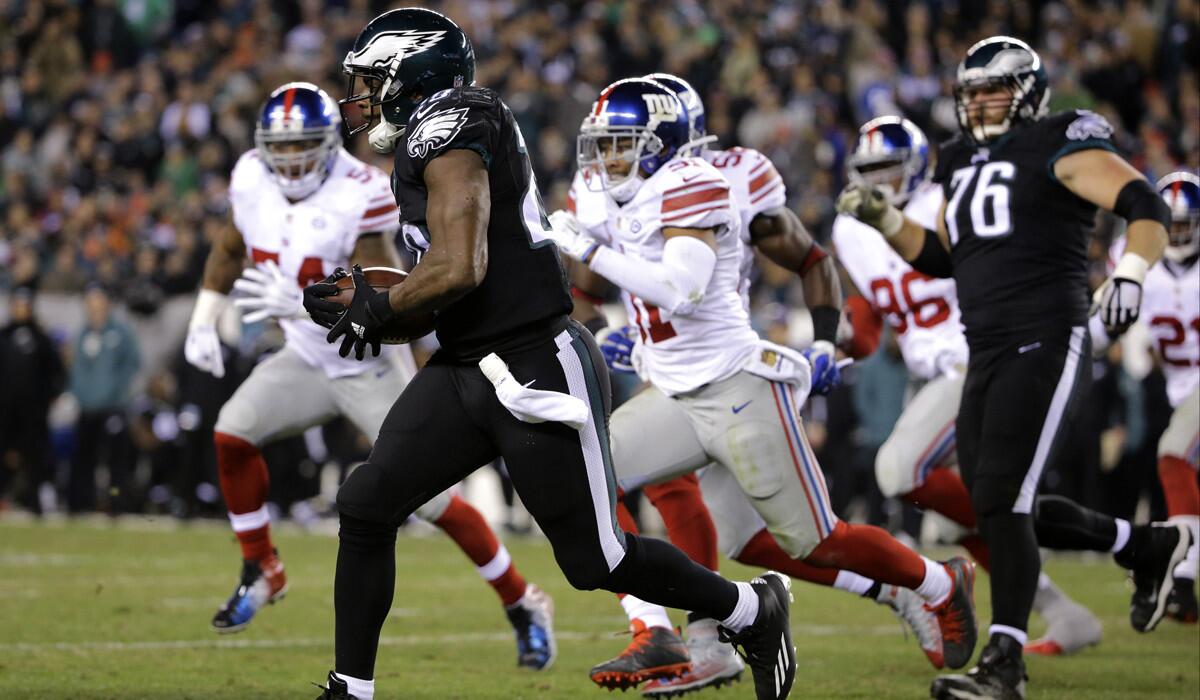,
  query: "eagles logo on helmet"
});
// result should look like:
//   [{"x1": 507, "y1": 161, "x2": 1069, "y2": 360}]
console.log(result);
[
  {"x1": 341, "y1": 8, "x2": 475, "y2": 154},
  {"x1": 953, "y1": 35, "x2": 1050, "y2": 145}
]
